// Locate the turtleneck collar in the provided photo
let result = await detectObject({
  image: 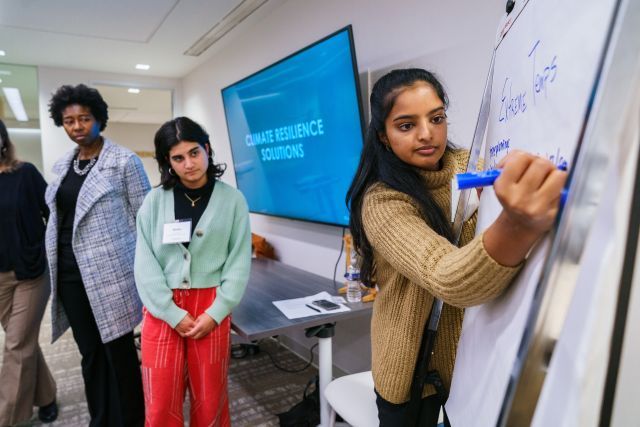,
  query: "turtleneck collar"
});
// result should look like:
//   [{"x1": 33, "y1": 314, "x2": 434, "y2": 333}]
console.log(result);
[{"x1": 419, "y1": 149, "x2": 458, "y2": 190}]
